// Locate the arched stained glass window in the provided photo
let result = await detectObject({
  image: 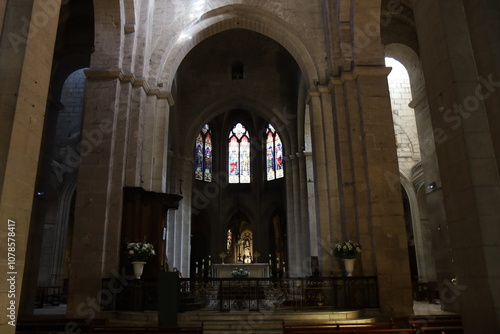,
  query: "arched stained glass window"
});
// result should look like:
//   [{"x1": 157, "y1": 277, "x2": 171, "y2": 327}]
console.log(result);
[
  {"x1": 194, "y1": 124, "x2": 212, "y2": 182},
  {"x1": 266, "y1": 124, "x2": 284, "y2": 181},
  {"x1": 228, "y1": 123, "x2": 250, "y2": 184}
]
